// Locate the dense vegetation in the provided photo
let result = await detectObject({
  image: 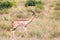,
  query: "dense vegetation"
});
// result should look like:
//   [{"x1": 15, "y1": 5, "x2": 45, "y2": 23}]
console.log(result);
[
  {"x1": 0, "y1": 1, "x2": 16, "y2": 10},
  {"x1": 25, "y1": 0, "x2": 44, "y2": 12},
  {"x1": 25, "y1": 0, "x2": 36, "y2": 6}
]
